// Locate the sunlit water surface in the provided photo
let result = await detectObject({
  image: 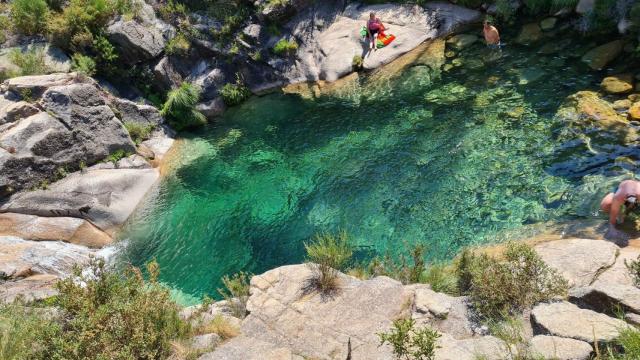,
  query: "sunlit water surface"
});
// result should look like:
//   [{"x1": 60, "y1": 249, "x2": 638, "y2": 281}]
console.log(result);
[{"x1": 117, "y1": 35, "x2": 639, "y2": 304}]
